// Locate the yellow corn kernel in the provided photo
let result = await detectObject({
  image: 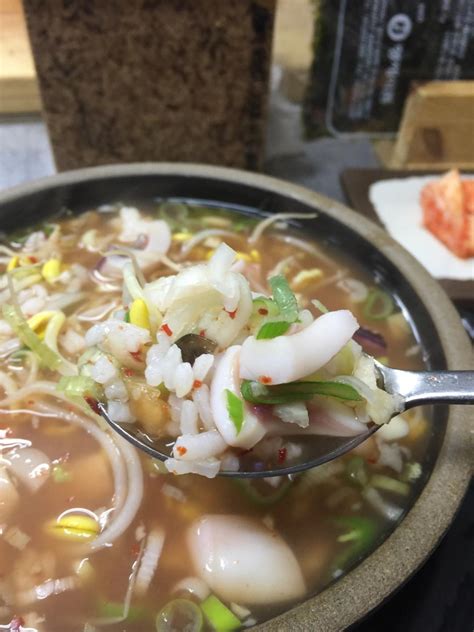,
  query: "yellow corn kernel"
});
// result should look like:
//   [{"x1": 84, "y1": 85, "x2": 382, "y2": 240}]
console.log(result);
[
  {"x1": 41, "y1": 259, "x2": 62, "y2": 283},
  {"x1": 235, "y1": 251, "x2": 252, "y2": 262},
  {"x1": 172, "y1": 232, "x2": 192, "y2": 242},
  {"x1": 291, "y1": 268, "x2": 324, "y2": 290},
  {"x1": 45, "y1": 513, "x2": 100, "y2": 542},
  {"x1": 6, "y1": 256, "x2": 19, "y2": 272},
  {"x1": 250, "y1": 249, "x2": 261, "y2": 263},
  {"x1": 129, "y1": 298, "x2": 150, "y2": 330},
  {"x1": 27, "y1": 311, "x2": 56, "y2": 339}
]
